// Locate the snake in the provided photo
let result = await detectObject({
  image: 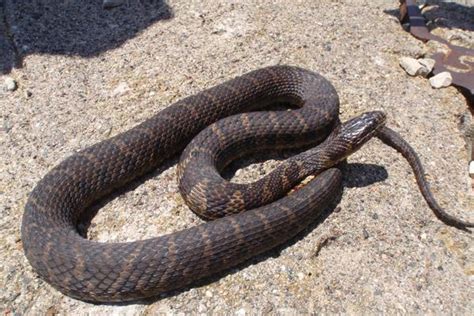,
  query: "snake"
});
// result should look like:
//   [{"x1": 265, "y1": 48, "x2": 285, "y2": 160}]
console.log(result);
[{"x1": 21, "y1": 66, "x2": 473, "y2": 303}]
